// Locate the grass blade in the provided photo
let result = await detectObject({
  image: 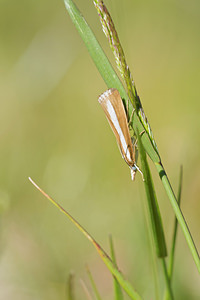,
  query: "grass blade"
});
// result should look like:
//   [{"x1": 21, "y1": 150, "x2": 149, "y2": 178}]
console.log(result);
[
  {"x1": 67, "y1": 272, "x2": 75, "y2": 300},
  {"x1": 109, "y1": 235, "x2": 124, "y2": 300},
  {"x1": 161, "y1": 259, "x2": 174, "y2": 300},
  {"x1": 137, "y1": 134, "x2": 174, "y2": 299},
  {"x1": 164, "y1": 166, "x2": 183, "y2": 300},
  {"x1": 155, "y1": 163, "x2": 200, "y2": 273},
  {"x1": 64, "y1": 0, "x2": 123, "y2": 95},
  {"x1": 29, "y1": 177, "x2": 142, "y2": 300},
  {"x1": 137, "y1": 133, "x2": 167, "y2": 258},
  {"x1": 86, "y1": 265, "x2": 102, "y2": 300},
  {"x1": 168, "y1": 166, "x2": 183, "y2": 278},
  {"x1": 80, "y1": 279, "x2": 93, "y2": 300}
]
